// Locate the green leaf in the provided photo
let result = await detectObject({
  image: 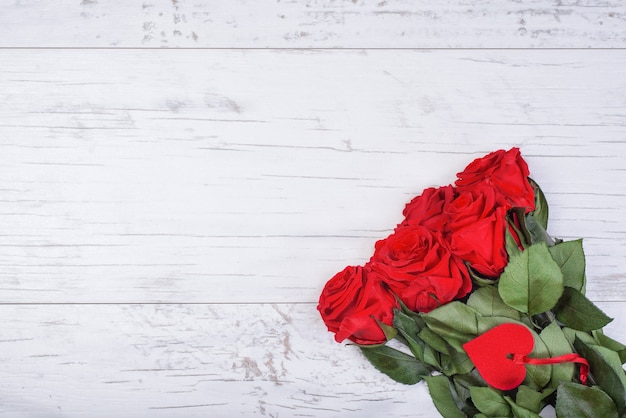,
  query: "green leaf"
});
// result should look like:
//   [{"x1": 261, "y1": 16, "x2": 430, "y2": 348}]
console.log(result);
[
  {"x1": 422, "y1": 302, "x2": 479, "y2": 335},
  {"x1": 423, "y1": 344, "x2": 442, "y2": 368},
  {"x1": 441, "y1": 345, "x2": 475, "y2": 377},
  {"x1": 529, "y1": 178, "x2": 549, "y2": 230},
  {"x1": 574, "y1": 338, "x2": 626, "y2": 414},
  {"x1": 498, "y1": 242, "x2": 564, "y2": 315},
  {"x1": 395, "y1": 296, "x2": 424, "y2": 322},
  {"x1": 554, "y1": 287, "x2": 612, "y2": 331},
  {"x1": 556, "y1": 382, "x2": 619, "y2": 418},
  {"x1": 467, "y1": 286, "x2": 521, "y2": 320},
  {"x1": 454, "y1": 368, "x2": 488, "y2": 390},
  {"x1": 540, "y1": 322, "x2": 575, "y2": 387},
  {"x1": 451, "y1": 376, "x2": 472, "y2": 405},
  {"x1": 562, "y1": 327, "x2": 596, "y2": 348},
  {"x1": 504, "y1": 396, "x2": 542, "y2": 418},
  {"x1": 393, "y1": 310, "x2": 426, "y2": 362},
  {"x1": 421, "y1": 302, "x2": 479, "y2": 351},
  {"x1": 524, "y1": 327, "x2": 552, "y2": 390},
  {"x1": 424, "y1": 375, "x2": 465, "y2": 418},
  {"x1": 511, "y1": 207, "x2": 533, "y2": 247},
  {"x1": 516, "y1": 385, "x2": 544, "y2": 413},
  {"x1": 548, "y1": 239, "x2": 586, "y2": 292},
  {"x1": 470, "y1": 386, "x2": 511, "y2": 416},
  {"x1": 418, "y1": 326, "x2": 450, "y2": 355},
  {"x1": 375, "y1": 319, "x2": 398, "y2": 341},
  {"x1": 525, "y1": 214, "x2": 555, "y2": 246},
  {"x1": 593, "y1": 330, "x2": 626, "y2": 364},
  {"x1": 506, "y1": 225, "x2": 523, "y2": 257},
  {"x1": 454, "y1": 371, "x2": 492, "y2": 415},
  {"x1": 476, "y1": 315, "x2": 523, "y2": 334},
  {"x1": 360, "y1": 345, "x2": 429, "y2": 385},
  {"x1": 447, "y1": 375, "x2": 481, "y2": 416}
]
